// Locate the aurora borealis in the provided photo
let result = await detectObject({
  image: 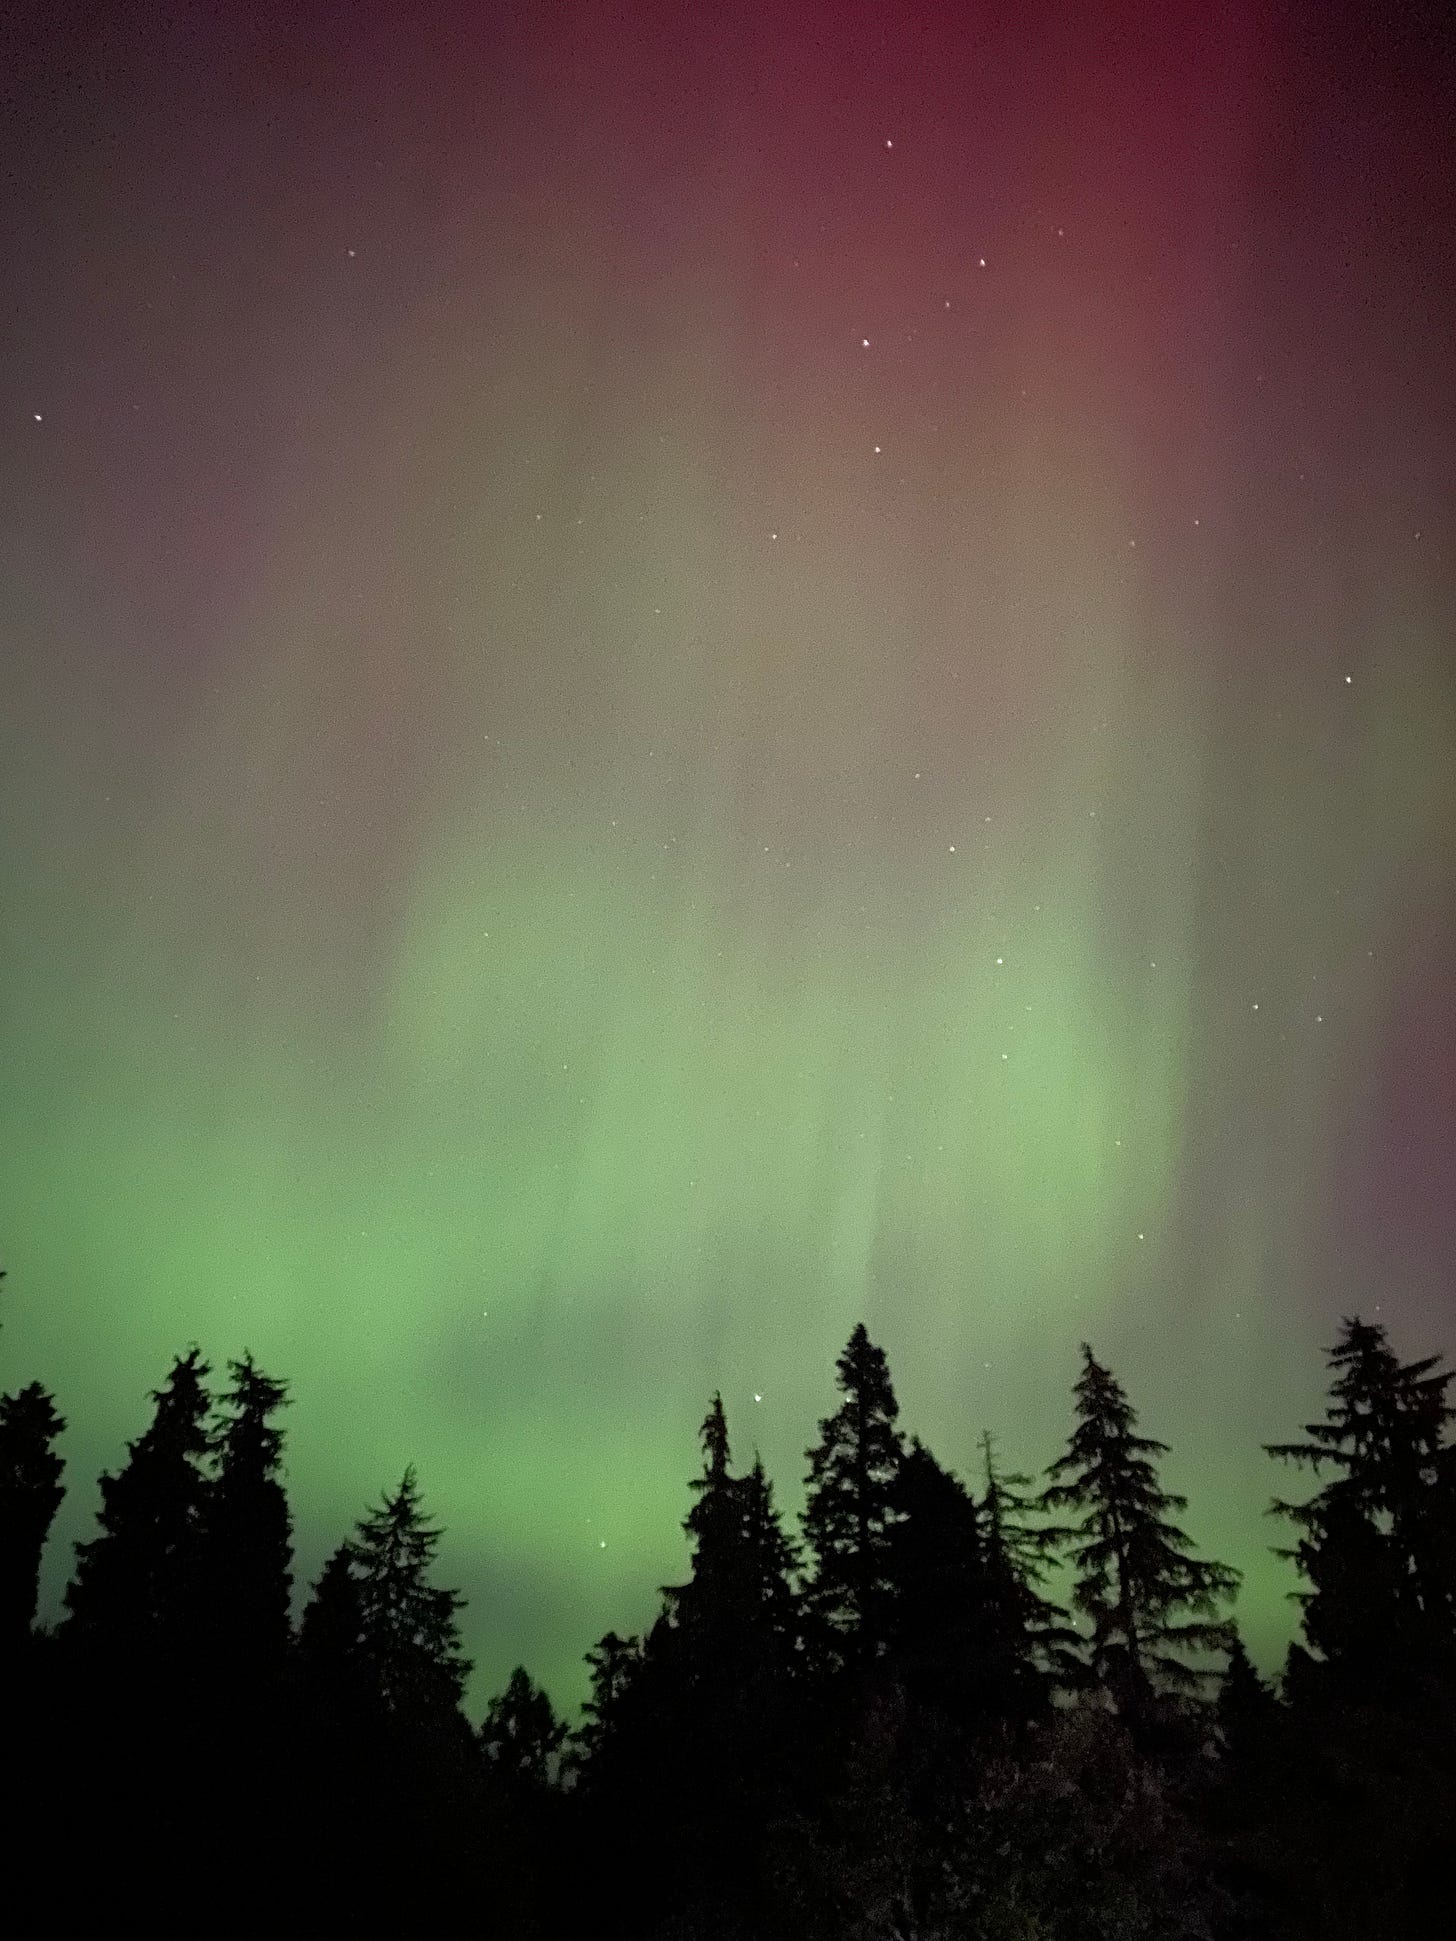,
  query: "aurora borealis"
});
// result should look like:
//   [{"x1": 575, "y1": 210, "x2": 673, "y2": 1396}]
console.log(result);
[{"x1": 2, "y1": 0, "x2": 1452, "y2": 1713}]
